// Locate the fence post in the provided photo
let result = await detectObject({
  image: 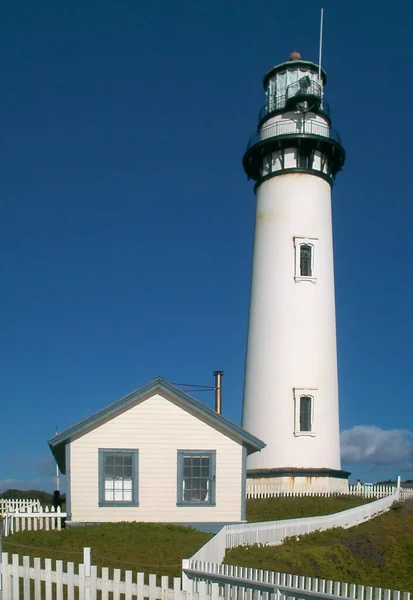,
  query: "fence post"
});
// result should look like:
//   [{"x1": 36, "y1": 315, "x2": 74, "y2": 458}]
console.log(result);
[
  {"x1": 181, "y1": 559, "x2": 191, "y2": 593},
  {"x1": 396, "y1": 475, "x2": 401, "y2": 500},
  {"x1": 83, "y1": 547, "x2": 91, "y2": 600}
]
